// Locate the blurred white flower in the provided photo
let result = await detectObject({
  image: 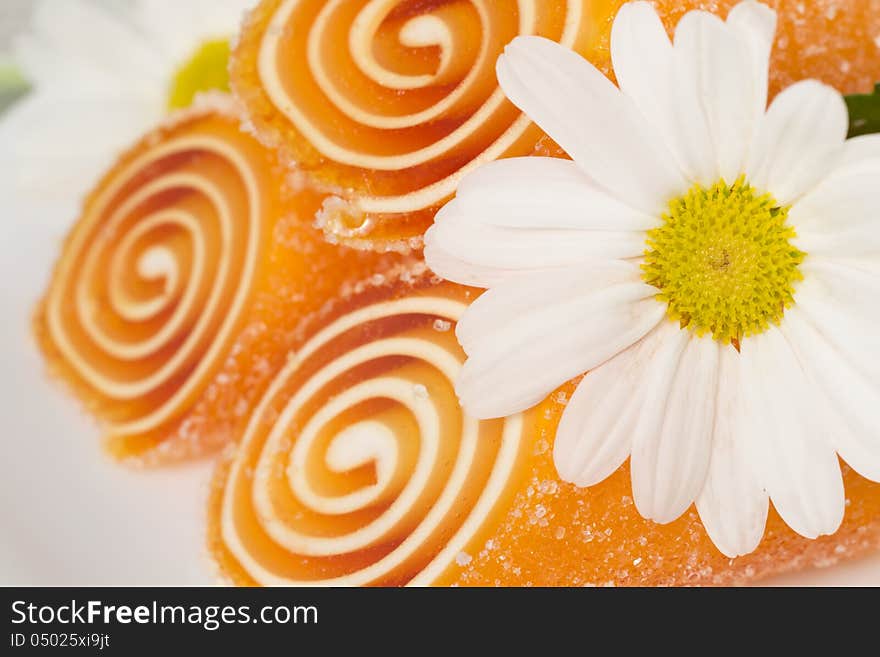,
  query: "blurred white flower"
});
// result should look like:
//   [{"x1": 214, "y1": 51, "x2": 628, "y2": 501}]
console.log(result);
[
  {"x1": 1, "y1": 0, "x2": 254, "y2": 208},
  {"x1": 0, "y1": 56, "x2": 29, "y2": 112}
]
